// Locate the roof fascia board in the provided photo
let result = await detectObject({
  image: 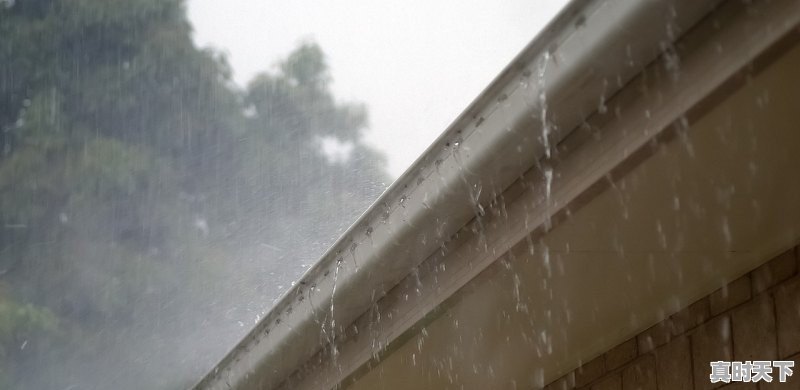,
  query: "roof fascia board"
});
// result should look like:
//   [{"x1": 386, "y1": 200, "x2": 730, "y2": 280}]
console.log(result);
[
  {"x1": 193, "y1": 0, "x2": 724, "y2": 389},
  {"x1": 278, "y1": 1, "x2": 800, "y2": 388}
]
